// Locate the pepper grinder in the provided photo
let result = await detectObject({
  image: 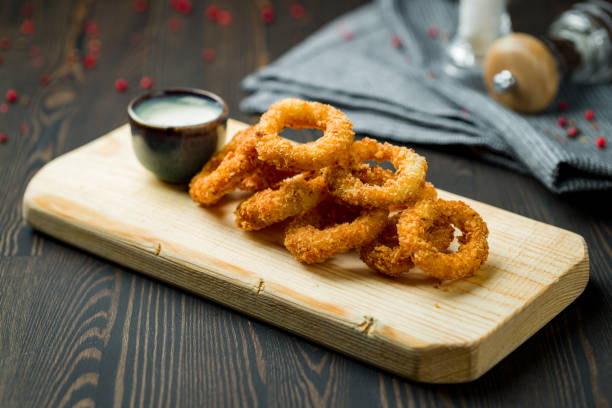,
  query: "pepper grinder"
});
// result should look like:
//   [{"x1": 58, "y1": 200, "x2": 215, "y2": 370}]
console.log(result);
[{"x1": 483, "y1": 0, "x2": 612, "y2": 113}]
